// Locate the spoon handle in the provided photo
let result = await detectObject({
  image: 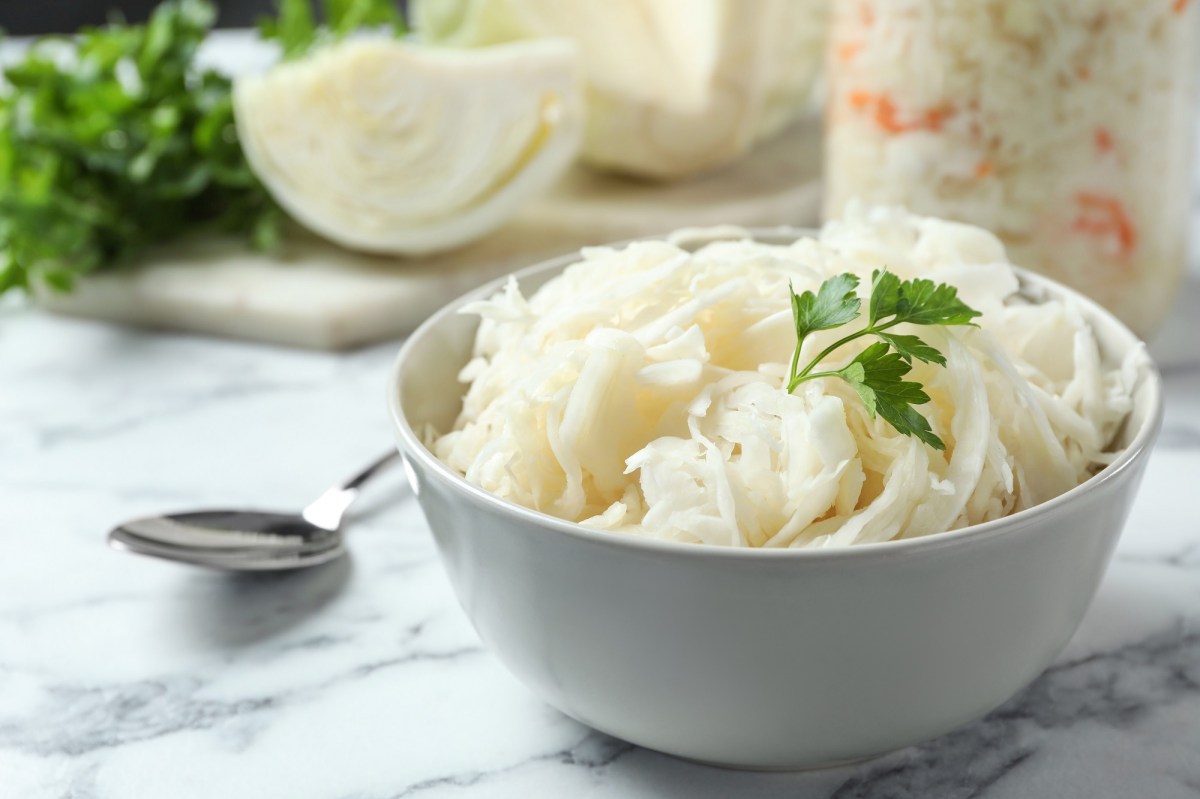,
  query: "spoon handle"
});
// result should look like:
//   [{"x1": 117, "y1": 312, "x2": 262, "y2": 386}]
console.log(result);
[
  {"x1": 302, "y1": 450, "x2": 402, "y2": 530},
  {"x1": 341, "y1": 450, "x2": 403, "y2": 491}
]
